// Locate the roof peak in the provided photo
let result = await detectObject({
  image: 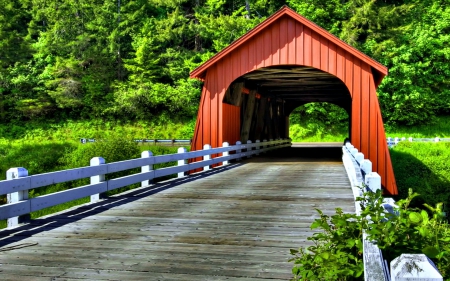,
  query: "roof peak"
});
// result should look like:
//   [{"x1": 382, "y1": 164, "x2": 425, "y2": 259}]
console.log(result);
[{"x1": 190, "y1": 5, "x2": 387, "y2": 79}]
